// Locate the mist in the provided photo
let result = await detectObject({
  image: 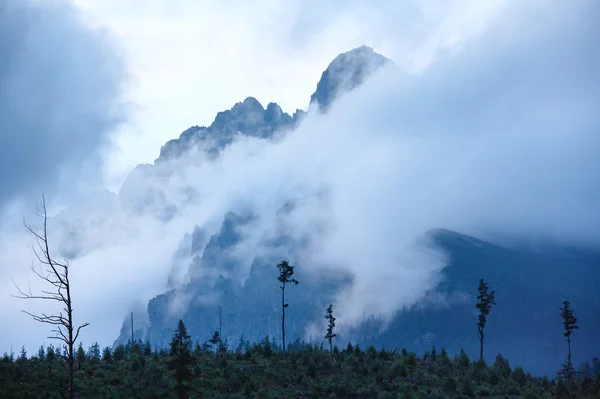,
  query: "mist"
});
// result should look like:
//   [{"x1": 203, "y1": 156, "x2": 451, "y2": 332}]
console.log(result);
[{"x1": 1, "y1": 1, "x2": 599, "y2": 354}]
